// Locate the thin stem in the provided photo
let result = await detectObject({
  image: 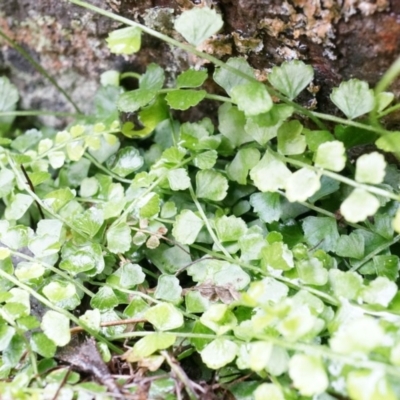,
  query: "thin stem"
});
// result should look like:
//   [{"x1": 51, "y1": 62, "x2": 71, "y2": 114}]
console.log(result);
[
  {"x1": 0, "y1": 29, "x2": 82, "y2": 114},
  {"x1": 161, "y1": 351, "x2": 199, "y2": 400},
  {"x1": 70, "y1": 317, "x2": 146, "y2": 334},
  {"x1": 188, "y1": 185, "x2": 231, "y2": 259},
  {"x1": 0, "y1": 111, "x2": 82, "y2": 117},
  {"x1": 311, "y1": 110, "x2": 390, "y2": 136},
  {"x1": 83, "y1": 153, "x2": 132, "y2": 184},
  {"x1": 120, "y1": 72, "x2": 141, "y2": 80},
  {"x1": 350, "y1": 235, "x2": 400, "y2": 272},
  {"x1": 377, "y1": 102, "x2": 400, "y2": 119}
]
